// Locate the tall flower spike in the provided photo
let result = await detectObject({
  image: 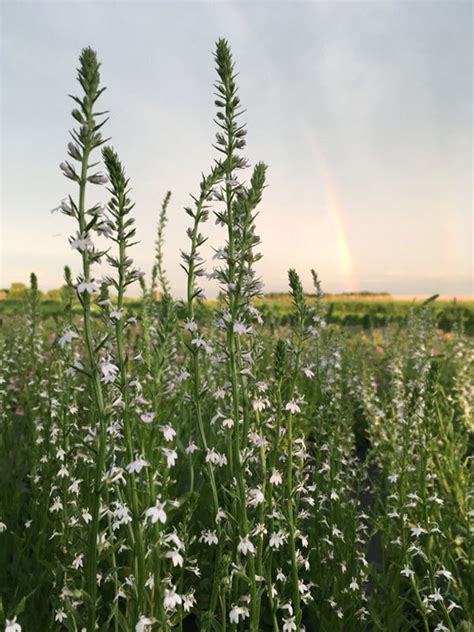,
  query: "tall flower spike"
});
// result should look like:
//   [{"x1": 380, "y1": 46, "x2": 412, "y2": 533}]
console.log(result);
[{"x1": 154, "y1": 191, "x2": 172, "y2": 297}]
